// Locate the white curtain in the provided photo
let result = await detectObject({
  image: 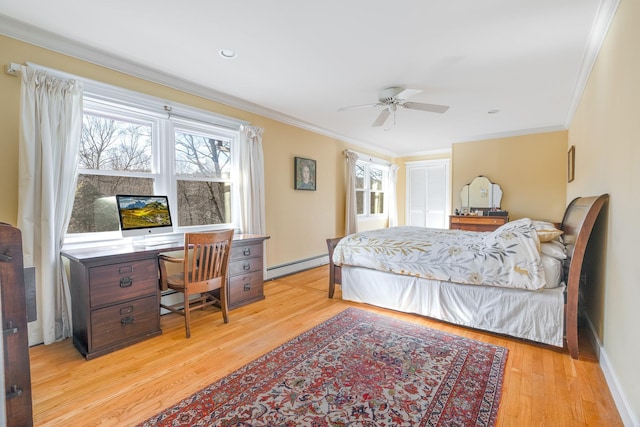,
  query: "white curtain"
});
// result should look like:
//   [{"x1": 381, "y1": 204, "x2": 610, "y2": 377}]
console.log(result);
[
  {"x1": 238, "y1": 125, "x2": 266, "y2": 235},
  {"x1": 387, "y1": 164, "x2": 399, "y2": 227},
  {"x1": 344, "y1": 150, "x2": 359, "y2": 235},
  {"x1": 18, "y1": 66, "x2": 83, "y2": 345}
]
